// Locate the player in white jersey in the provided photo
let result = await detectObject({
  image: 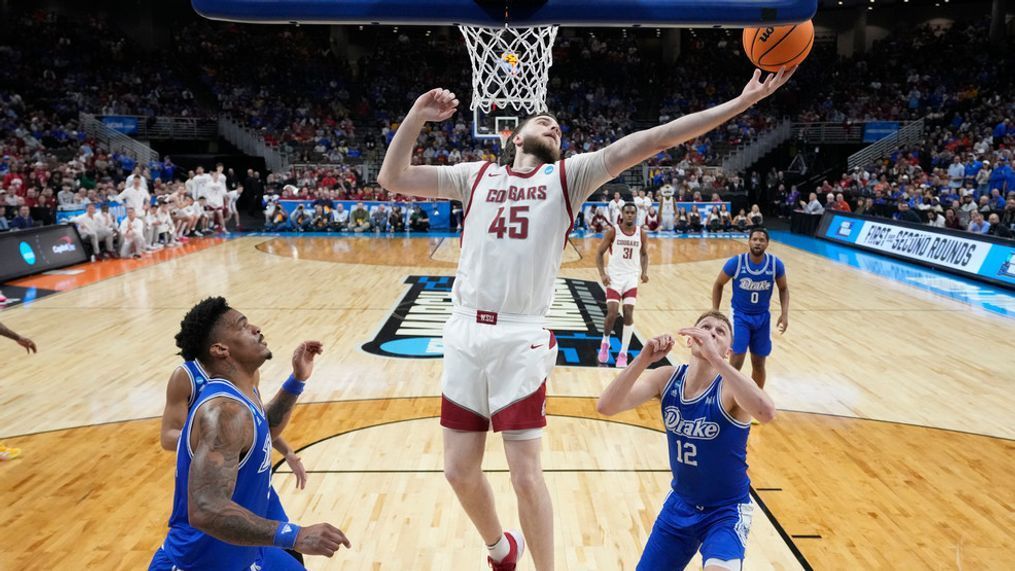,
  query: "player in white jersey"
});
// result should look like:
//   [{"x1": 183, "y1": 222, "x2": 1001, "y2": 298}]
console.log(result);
[
  {"x1": 633, "y1": 190, "x2": 651, "y2": 226},
  {"x1": 607, "y1": 191, "x2": 625, "y2": 224},
  {"x1": 378, "y1": 68, "x2": 794, "y2": 570},
  {"x1": 596, "y1": 203, "x2": 649, "y2": 369}
]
